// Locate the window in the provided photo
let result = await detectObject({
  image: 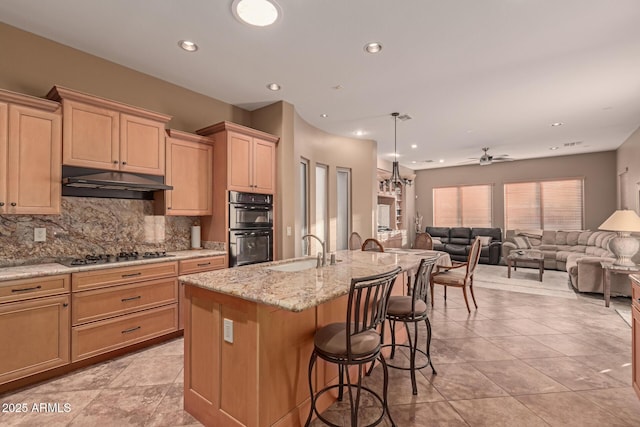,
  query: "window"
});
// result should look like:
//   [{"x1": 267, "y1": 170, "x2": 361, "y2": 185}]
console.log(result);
[
  {"x1": 315, "y1": 164, "x2": 328, "y2": 251},
  {"x1": 504, "y1": 178, "x2": 584, "y2": 230},
  {"x1": 336, "y1": 168, "x2": 351, "y2": 250},
  {"x1": 433, "y1": 185, "x2": 492, "y2": 227},
  {"x1": 300, "y1": 159, "x2": 309, "y2": 255}
]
